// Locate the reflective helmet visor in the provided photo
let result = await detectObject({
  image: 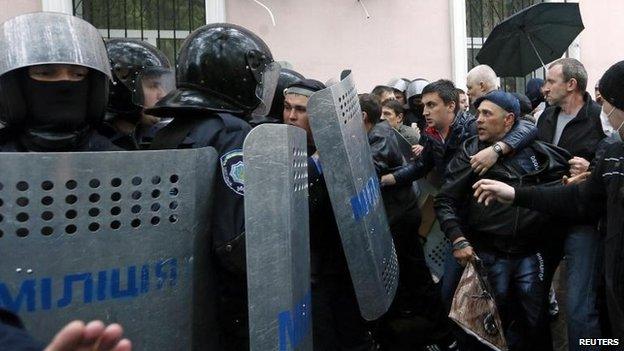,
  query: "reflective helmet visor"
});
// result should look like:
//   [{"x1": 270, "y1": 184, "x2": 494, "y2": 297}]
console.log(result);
[
  {"x1": 252, "y1": 61, "x2": 280, "y2": 117},
  {"x1": 0, "y1": 12, "x2": 111, "y2": 80}
]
